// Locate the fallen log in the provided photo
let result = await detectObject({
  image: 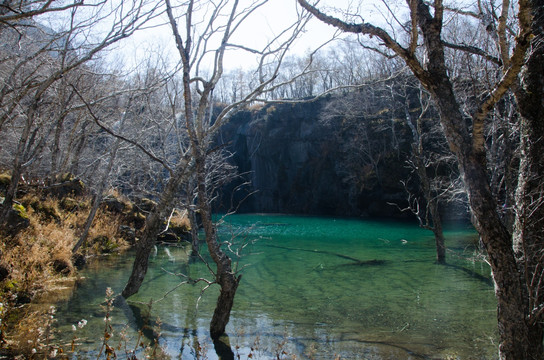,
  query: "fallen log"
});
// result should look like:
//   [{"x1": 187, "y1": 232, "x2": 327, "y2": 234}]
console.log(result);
[{"x1": 265, "y1": 244, "x2": 387, "y2": 266}]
